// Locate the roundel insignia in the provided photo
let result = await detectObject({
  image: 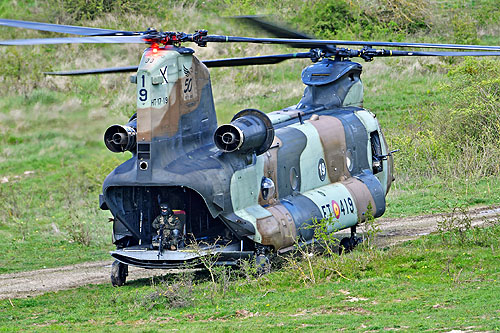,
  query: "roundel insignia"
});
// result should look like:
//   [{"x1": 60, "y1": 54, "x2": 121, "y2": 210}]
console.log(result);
[
  {"x1": 318, "y1": 158, "x2": 326, "y2": 181},
  {"x1": 332, "y1": 200, "x2": 340, "y2": 219}
]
